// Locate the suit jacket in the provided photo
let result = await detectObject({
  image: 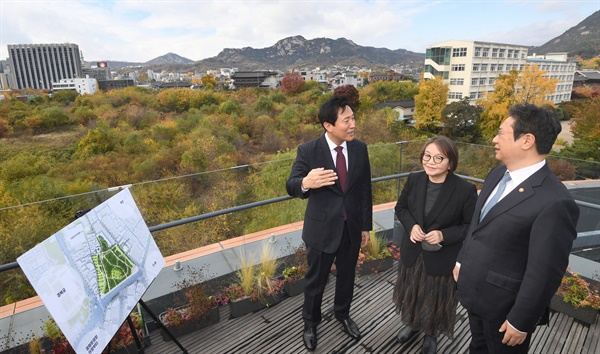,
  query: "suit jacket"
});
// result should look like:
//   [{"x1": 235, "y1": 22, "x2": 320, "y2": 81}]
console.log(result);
[
  {"x1": 286, "y1": 133, "x2": 373, "y2": 253},
  {"x1": 457, "y1": 164, "x2": 580, "y2": 333},
  {"x1": 395, "y1": 172, "x2": 477, "y2": 276}
]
